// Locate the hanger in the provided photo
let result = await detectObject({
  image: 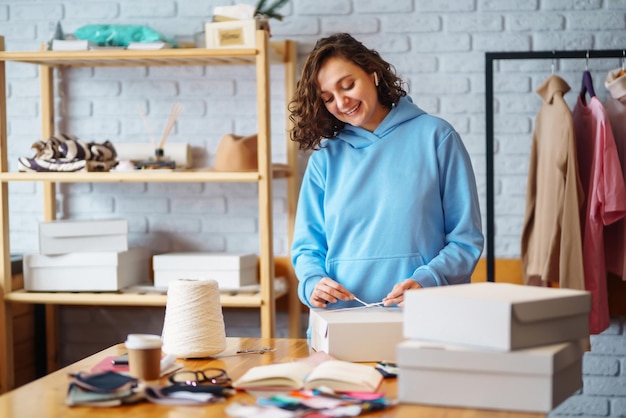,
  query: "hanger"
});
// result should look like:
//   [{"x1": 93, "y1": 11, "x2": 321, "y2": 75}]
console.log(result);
[
  {"x1": 579, "y1": 50, "x2": 596, "y2": 103},
  {"x1": 581, "y1": 71, "x2": 596, "y2": 99},
  {"x1": 618, "y1": 50, "x2": 626, "y2": 77}
]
